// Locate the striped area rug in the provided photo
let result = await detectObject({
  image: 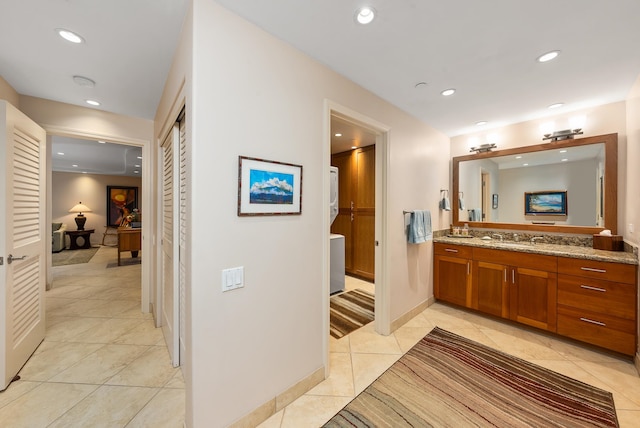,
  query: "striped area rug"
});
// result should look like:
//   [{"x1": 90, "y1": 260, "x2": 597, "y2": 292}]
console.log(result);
[
  {"x1": 330, "y1": 289, "x2": 374, "y2": 339},
  {"x1": 324, "y1": 327, "x2": 619, "y2": 427}
]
